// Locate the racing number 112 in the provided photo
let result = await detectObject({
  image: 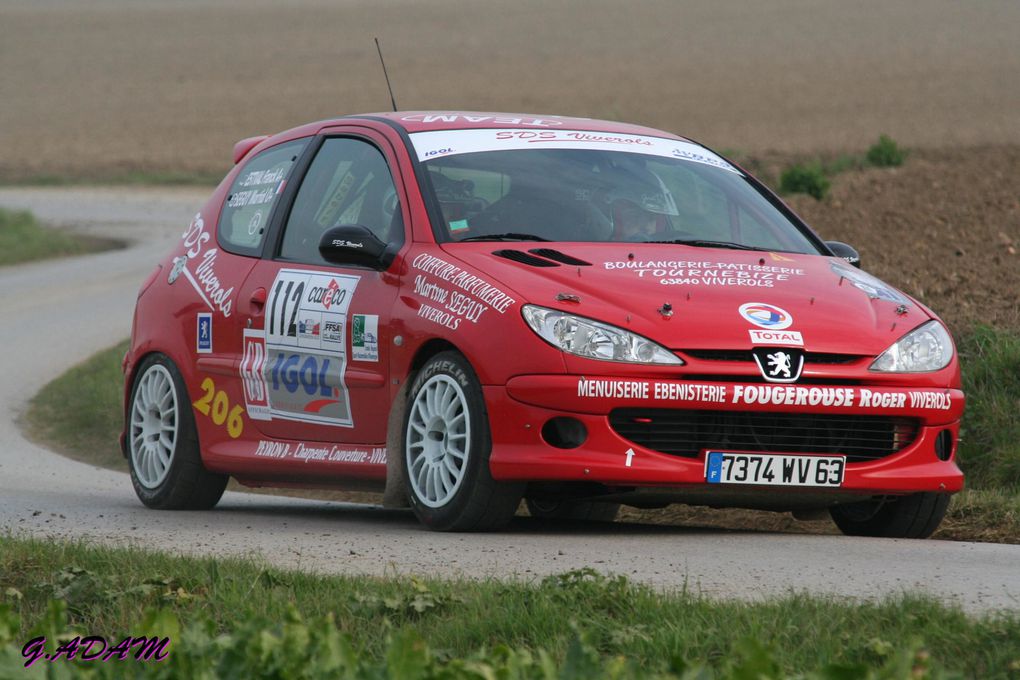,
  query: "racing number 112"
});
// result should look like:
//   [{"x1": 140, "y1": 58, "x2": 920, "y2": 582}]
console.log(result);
[{"x1": 269, "y1": 279, "x2": 305, "y2": 339}]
